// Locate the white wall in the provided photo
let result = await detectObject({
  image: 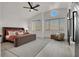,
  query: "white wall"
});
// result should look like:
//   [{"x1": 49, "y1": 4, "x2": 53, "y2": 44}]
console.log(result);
[
  {"x1": 27, "y1": 13, "x2": 43, "y2": 38},
  {"x1": 0, "y1": 2, "x2": 28, "y2": 35},
  {"x1": 0, "y1": 3, "x2": 3, "y2": 42},
  {"x1": 0, "y1": 3, "x2": 3, "y2": 34},
  {"x1": 28, "y1": 8, "x2": 68, "y2": 40}
]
